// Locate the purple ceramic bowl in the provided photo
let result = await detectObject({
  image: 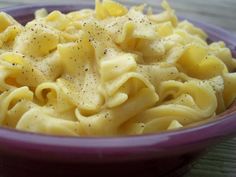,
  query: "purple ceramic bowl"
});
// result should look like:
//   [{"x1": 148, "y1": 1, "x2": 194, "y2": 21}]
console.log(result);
[{"x1": 0, "y1": 4, "x2": 236, "y2": 177}]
